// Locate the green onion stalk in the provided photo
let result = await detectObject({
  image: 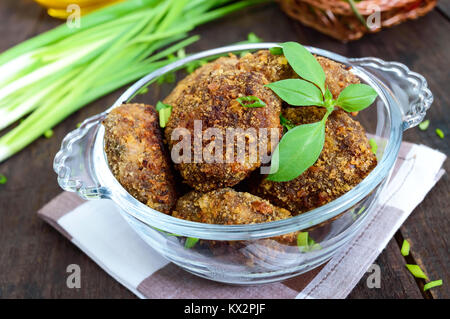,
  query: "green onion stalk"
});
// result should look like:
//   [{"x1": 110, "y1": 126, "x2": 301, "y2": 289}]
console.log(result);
[{"x1": 0, "y1": 0, "x2": 267, "y2": 162}]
